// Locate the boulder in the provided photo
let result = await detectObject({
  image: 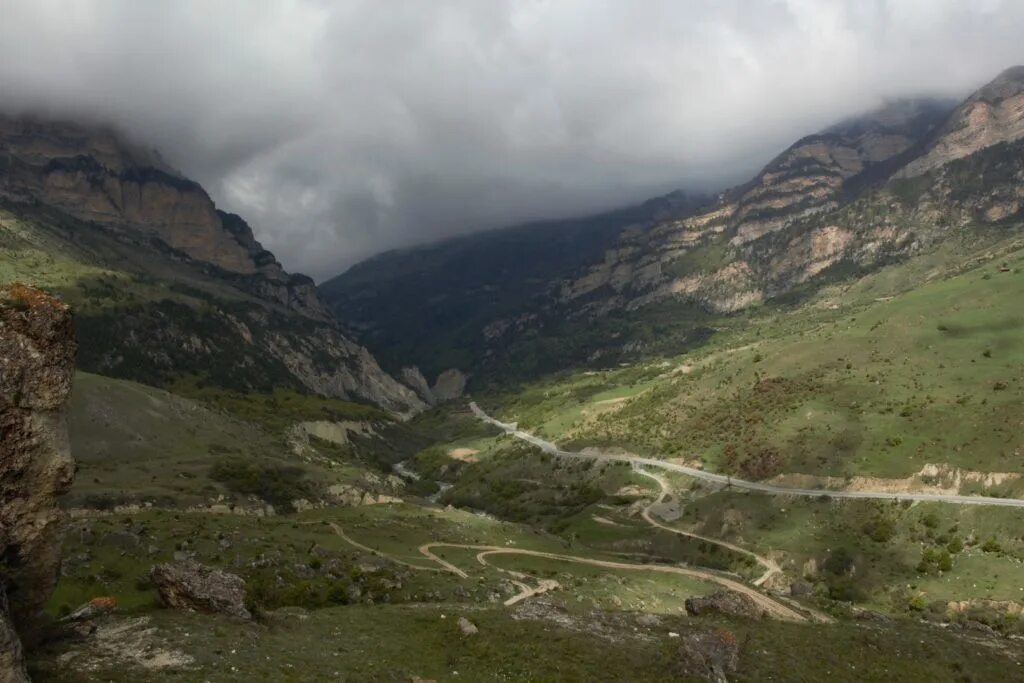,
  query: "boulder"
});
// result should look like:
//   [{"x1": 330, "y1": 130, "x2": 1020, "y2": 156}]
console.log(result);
[
  {"x1": 0, "y1": 284, "x2": 76, "y2": 682},
  {"x1": 61, "y1": 596, "x2": 117, "y2": 623},
  {"x1": 675, "y1": 629, "x2": 740, "y2": 683},
  {"x1": 150, "y1": 561, "x2": 251, "y2": 620},
  {"x1": 457, "y1": 616, "x2": 478, "y2": 636},
  {"x1": 685, "y1": 590, "x2": 764, "y2": 621}
]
